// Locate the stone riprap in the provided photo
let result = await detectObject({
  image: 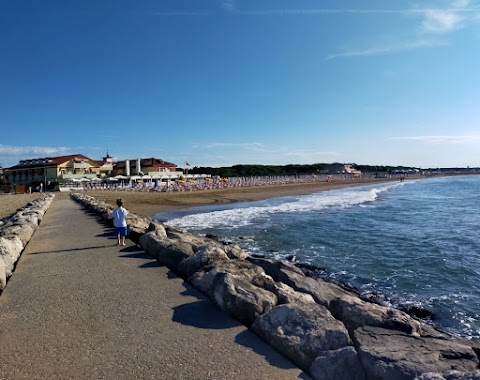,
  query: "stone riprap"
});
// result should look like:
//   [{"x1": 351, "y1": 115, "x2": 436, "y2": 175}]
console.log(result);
[
  {"x1": 0, "y1": 194, "x2": 55, "y2": 290},
  {"x1": 70, "y1": 193, "x2": 480, "y2": 380}
]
